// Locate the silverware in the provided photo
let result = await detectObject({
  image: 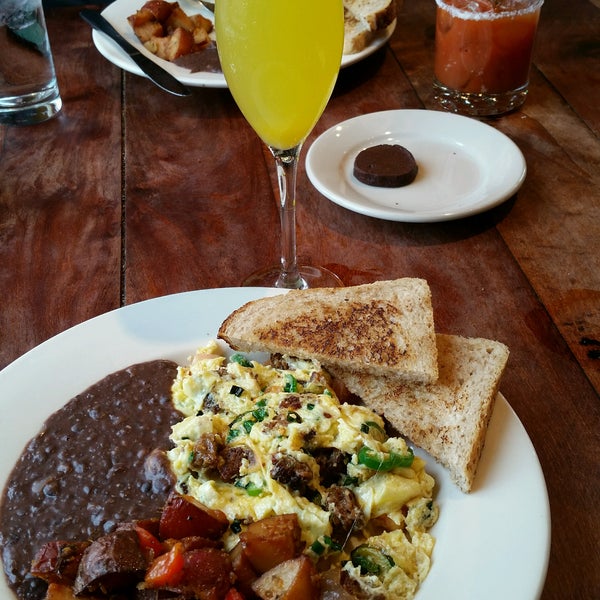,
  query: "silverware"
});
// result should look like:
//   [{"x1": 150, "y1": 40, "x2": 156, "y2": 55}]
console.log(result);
[{"x1": 80, "y1": 9, "x2": 191, "y2": 97}]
